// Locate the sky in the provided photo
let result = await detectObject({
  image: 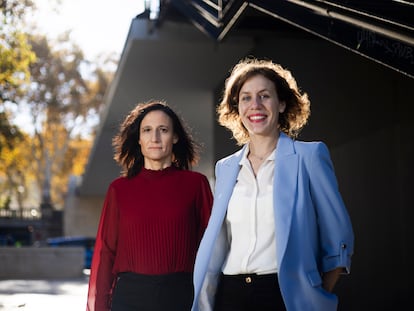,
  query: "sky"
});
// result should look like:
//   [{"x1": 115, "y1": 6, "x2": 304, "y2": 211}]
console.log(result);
[
  {"x1": 10, "y1": 1, "x2": 150, "y2": 136},
  {"x1": 31, "y1": 0, "x2": 147, "y2": 60}
]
